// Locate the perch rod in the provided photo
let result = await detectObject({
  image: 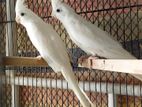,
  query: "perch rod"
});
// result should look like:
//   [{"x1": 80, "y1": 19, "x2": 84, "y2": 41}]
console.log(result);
[
  {"x1": 79, "y1": 56, "x2": 142, "y2": 75},
  {"x1": 0, "y1": 56, "x2": 48, "y2": 66},
  {"x1": 1, "y1": 56, "x2": 142, "y2": 75}
]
